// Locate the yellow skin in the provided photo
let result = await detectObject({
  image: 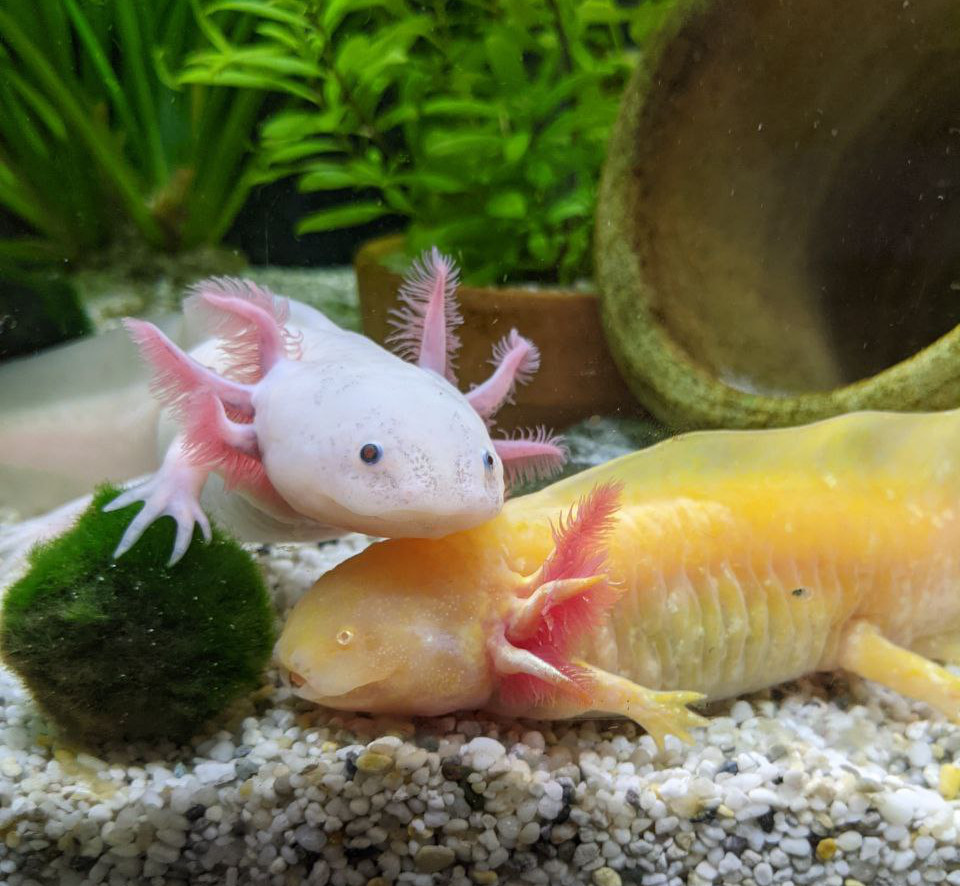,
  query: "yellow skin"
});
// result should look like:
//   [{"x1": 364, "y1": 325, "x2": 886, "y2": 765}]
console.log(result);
[{"x1": 277, "y1": 408, "x2": 960, "y2": 746}]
